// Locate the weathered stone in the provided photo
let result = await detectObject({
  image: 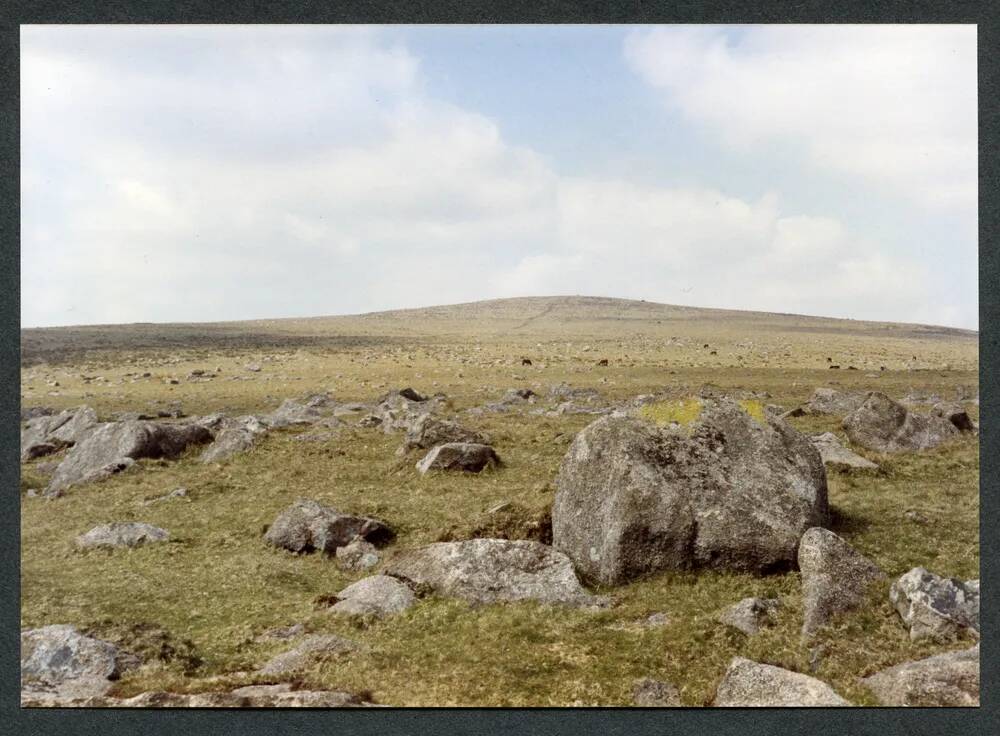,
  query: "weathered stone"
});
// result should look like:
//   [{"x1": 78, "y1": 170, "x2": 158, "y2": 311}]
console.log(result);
[
  {"x1": 804, "y1": 388, "x2": 867, "y2": 416},
  {"x1": 931, "y1": 402, "x2": 976, "y2": 433},
  {"x1": 633, "y1": 677, "x2": 682, "y2": 706},
  {"x1": 262, "y1": 399, "x2": 324, "y2": 428},
  {"x1": 384, "y1": 539, "x2": 604, "y2": 607},
  {"x1": 713, "y1": 657, "x2": 849, "y2": 706},
  {"x1": 810, "y1": 432, "x2": 878, "y2": 470},
  {"x1": 335, "y1": 536, "x2": 381, "y2": 572},
  {"x1": 717, "y1": 597, "x2": 781, "y2": 636},
  {"x1": 21, "y1": 406, "x2": 98, "y2": 462},
  {"x1": 861, "y1": 645, "x2": 979, "y2": 706},
  {"x1": 842, "y1": 392, "x2": 958, "y2": 453},
  {"x1": 257, "y1": 634, "x2": 363, "y2": 676},
  {"x1": 552, "y1": 399, "x2": 829, "y2": 586},
  {"x1": 329, "y1": 575, "x2": 417, "y2": 618},
  {"x1": 76, "y1": 522, "x2": 170, "y2": 549},
  {"x1": 798, "y1": 528, "x2": 886, "y2": 637},
  {"x1": 416, "y1": 443, "x2": 501, "y2": 474},
  {"x1": 890, "y1": 567, "x2": 979, "y2": 641},
  {"x1": 398, "y1": 414, "x2": 490, "y2": 456},
  {"x1": 46, "y1": 421, "x2": 212, "y2": 495},
  {"x1": 264, "y1": 499, "x2": 394, "y2": 555},
  {"x1": 200, "y1": 415, "x2": 267, "y2": 462},
  {"x1": 21, "y1": 625, "x2": 141, "y2": 704}
]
